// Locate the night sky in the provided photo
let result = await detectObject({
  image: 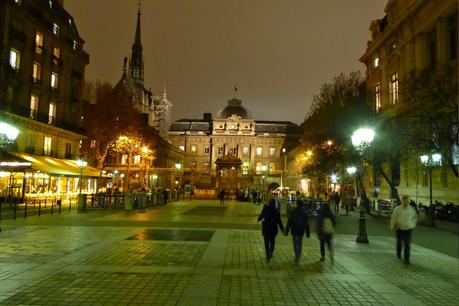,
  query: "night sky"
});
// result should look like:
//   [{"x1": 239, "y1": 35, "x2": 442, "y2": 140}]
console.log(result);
[{"x1": 65, "y1": 0, "x2": 387, "y2": 124}]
